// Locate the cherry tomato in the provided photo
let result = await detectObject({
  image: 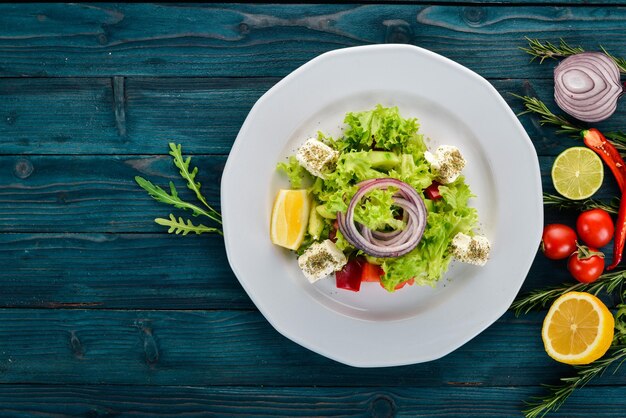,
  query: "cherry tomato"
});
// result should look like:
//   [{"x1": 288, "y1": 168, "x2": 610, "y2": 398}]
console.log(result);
[
  {"x1": 568, "y1": 246, "x2": 605, "y2": 283},
  {"x1": 542, "y1": 224, "x2": 577, "y2": 260},
  {"x1": 577, "y1": 209, "x2": 614, "y2": 248}
]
